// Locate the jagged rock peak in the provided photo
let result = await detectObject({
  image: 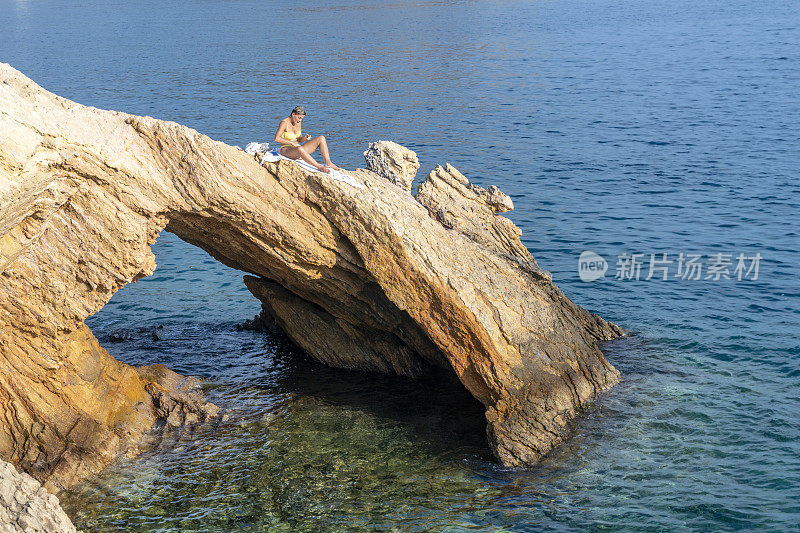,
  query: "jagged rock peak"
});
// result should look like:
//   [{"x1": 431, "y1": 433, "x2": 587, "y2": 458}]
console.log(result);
[
  {"x1": 363, "y1": 140, "x2": 420, "y2": 193},
  {"x1": 416, "y1": 163, "x2": 531, "y2": 263},
  {"x1": 479, "y1": 184, "x2": 514, "y2": 213}
]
